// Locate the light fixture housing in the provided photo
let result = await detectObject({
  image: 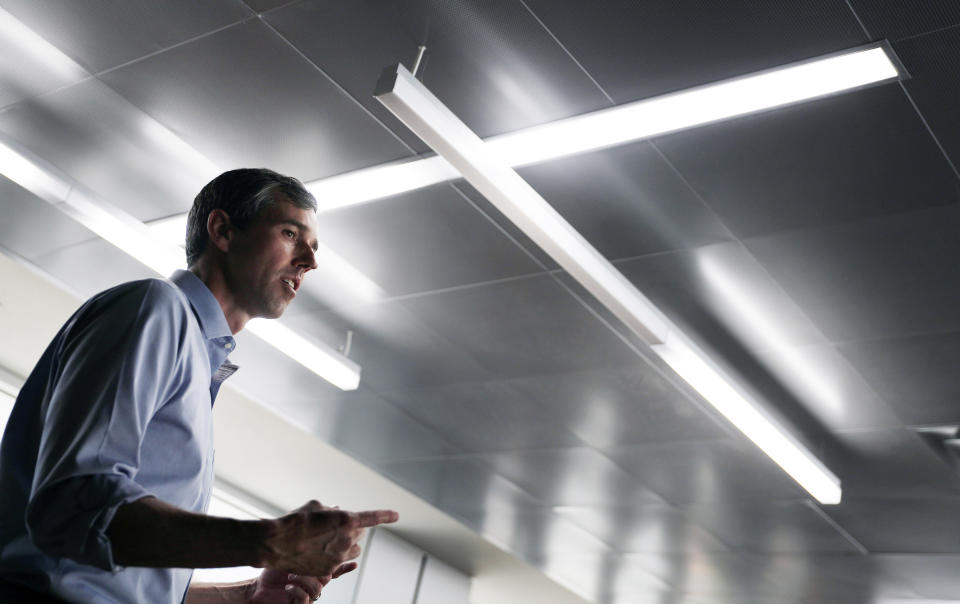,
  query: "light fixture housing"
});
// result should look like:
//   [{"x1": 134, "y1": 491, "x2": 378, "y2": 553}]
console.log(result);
[{"x1": 374, "y1": 60, "x2": 854, "y2": 503}]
